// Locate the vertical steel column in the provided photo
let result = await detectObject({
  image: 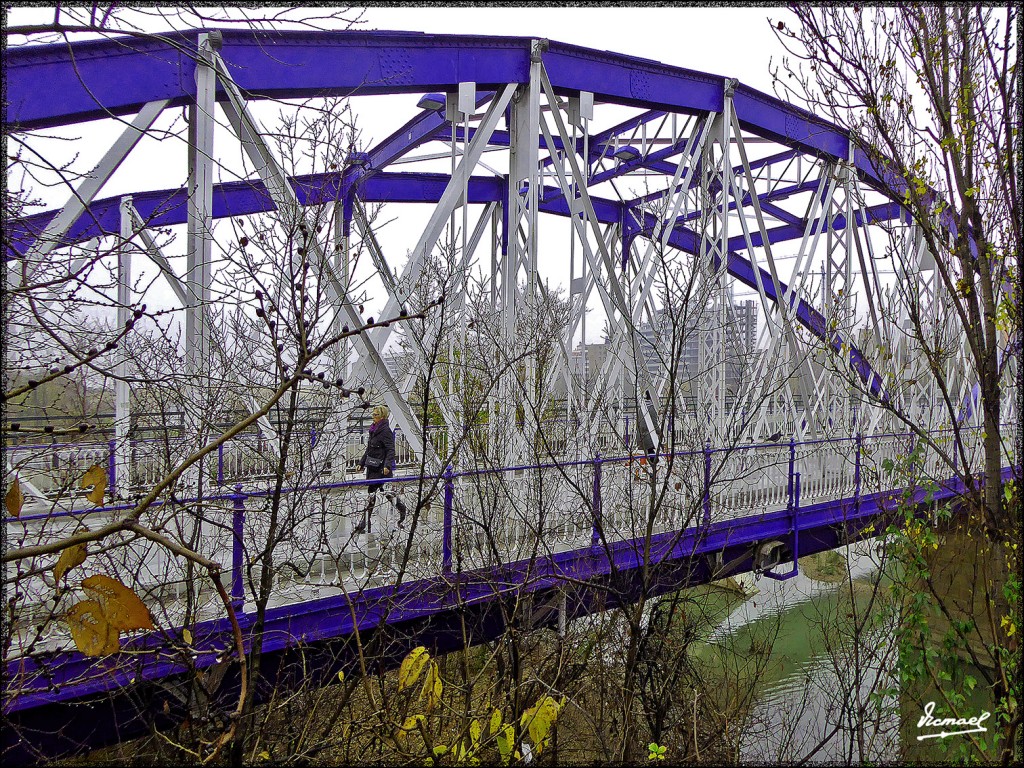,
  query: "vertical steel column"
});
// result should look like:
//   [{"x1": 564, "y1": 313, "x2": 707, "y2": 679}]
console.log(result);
[
  {"x1": 186, "y1": 32, "x2": 218, "y2": 393},
  {"x1": 787, "y1": 437, "x2": 796, "y2": 514},
  {"x1": 854, "y1": 433, "x2": 862, "y2": 513},
  {"x1": 115, "y1": 197, "x2": 133, "y2": 499},
  {"x1": 713, "y1": 82, "x2": 735, "y2": 444},
  {"x1": 502, "y1": 42, "x2": 544, "y2": 461},
  {"x1": 841, "y1": 143, "x2": 857, "y2": 433},
  {"x1": 182, "y1": 32, "x2": 219, "y2": 500},
  {"x1": 509, "y1": 48, "x2": 541, "y2": 322}
]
